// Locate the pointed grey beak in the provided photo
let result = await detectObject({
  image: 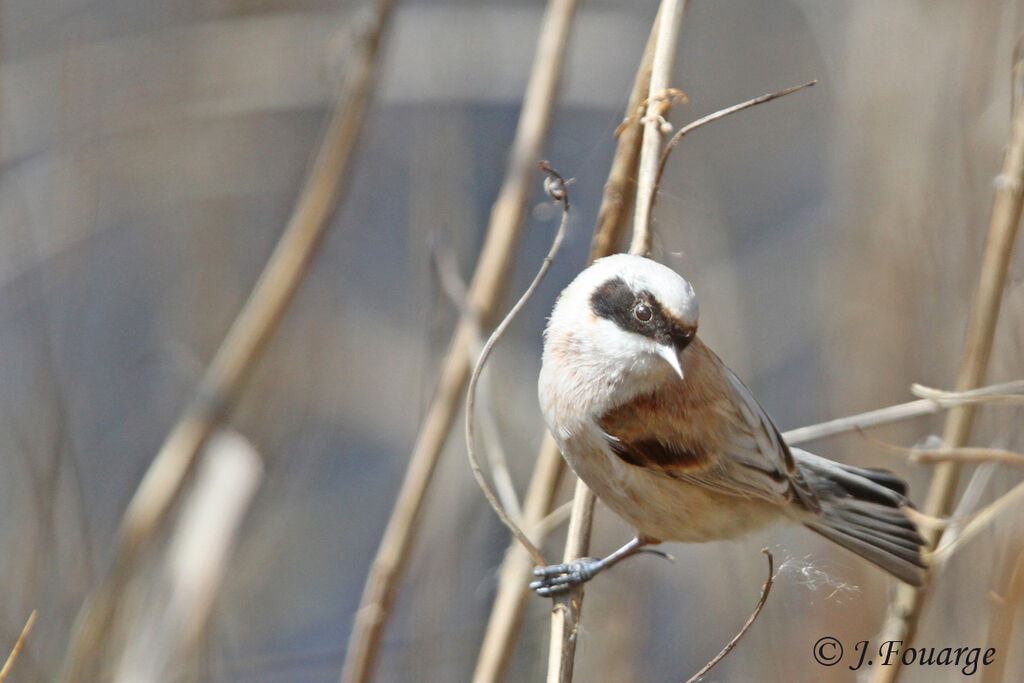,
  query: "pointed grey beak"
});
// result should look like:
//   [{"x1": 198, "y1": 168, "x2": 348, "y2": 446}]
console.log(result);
[{"x1": 656, "y1": 344, "x2": 684, "y2": 380}]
